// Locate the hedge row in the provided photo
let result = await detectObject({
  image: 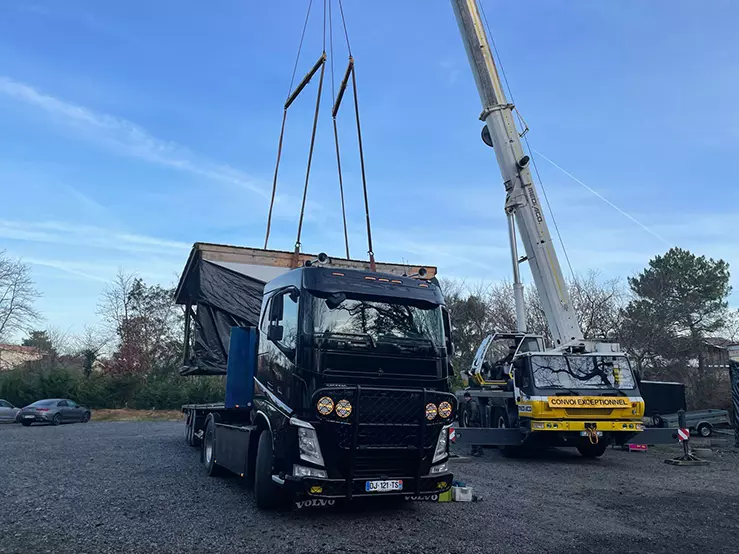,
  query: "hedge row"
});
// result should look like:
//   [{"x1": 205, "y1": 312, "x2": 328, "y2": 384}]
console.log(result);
[{"x1": 0, "y1": 369, "x2": 225, "y2": 410}]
